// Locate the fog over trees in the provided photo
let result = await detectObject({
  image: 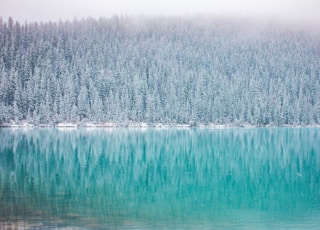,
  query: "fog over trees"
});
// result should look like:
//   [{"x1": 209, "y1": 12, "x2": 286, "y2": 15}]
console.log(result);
[{"x1": 0, "y1": 16, "x2": 319, "y2": 126}]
